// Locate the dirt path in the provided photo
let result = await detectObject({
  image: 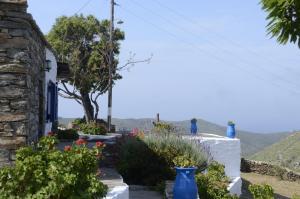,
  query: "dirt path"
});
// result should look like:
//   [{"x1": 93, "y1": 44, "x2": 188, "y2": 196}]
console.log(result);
[{"x1": 241, "y1": 172, "x2": 300, "y2": 199}]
